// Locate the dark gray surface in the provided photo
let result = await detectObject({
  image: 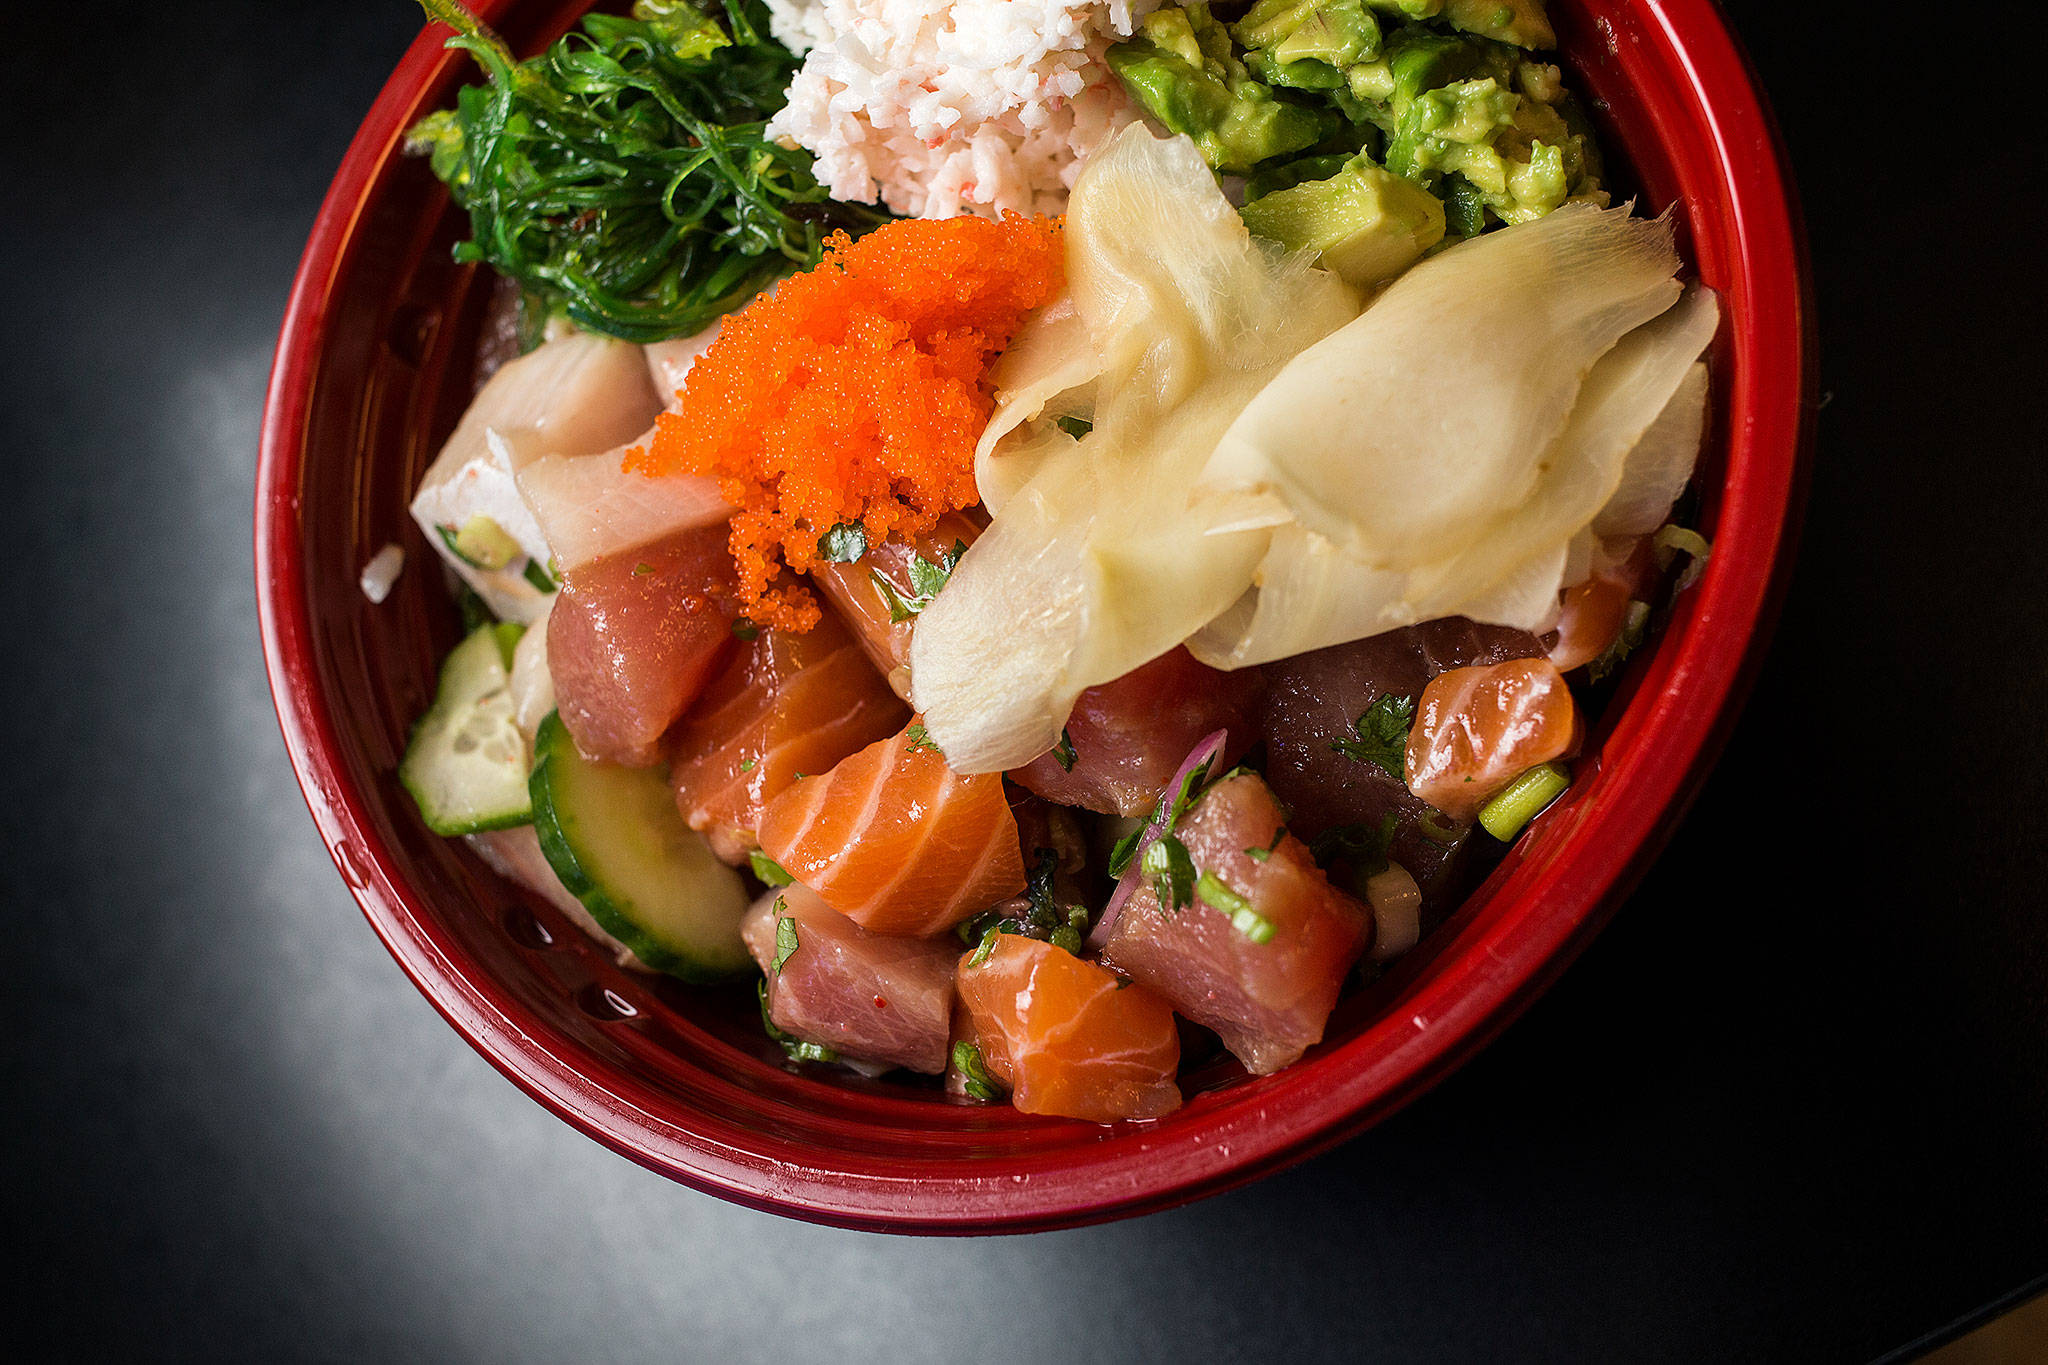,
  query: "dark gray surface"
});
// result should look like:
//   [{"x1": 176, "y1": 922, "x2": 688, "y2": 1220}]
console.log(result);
[{"x1": 6, "y1": 2, "x2": 2045, "y2": 1361}]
